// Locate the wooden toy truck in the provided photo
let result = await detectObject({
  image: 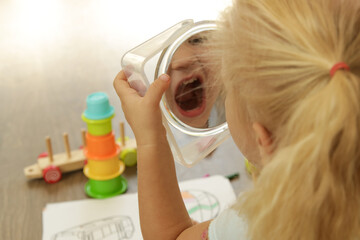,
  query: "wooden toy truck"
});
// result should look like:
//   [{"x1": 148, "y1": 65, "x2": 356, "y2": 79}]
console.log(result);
[
  {"x1": 24, "y1": 130, "x2": 87, "y2": 183},
  {"x1": 24, "y1": 122, "x2": 137, "y2": 184}
]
